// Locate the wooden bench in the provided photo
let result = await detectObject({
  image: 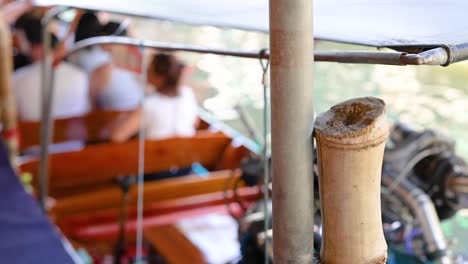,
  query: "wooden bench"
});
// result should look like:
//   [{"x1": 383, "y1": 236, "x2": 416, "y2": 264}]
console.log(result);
[
  {"x1": 52, "y1": 169, "x2": 261, "y2": 221},
  {"x1": 18, "y1": 110, "x2": 130, "y2": 152},
  {"x1": 65, "y1": 225, "x2": 209, "y2": 263},
  {"x1": 18, "y1": 109, "x2": 210, "y2": 152},
  {"x1": 34, "y1": 135, "x2": 254, "y2": 262},
  {"x1": 53, "y1": 169, "x2": 260, "y2": 257},
  {"x1": 144, "y1": 225, "x2": 207, "y2": 264},
  {"x1": 52, "y1": 169, "x2": 242, "y2": 218},
  {"x1": 54, "y1": 171, "x2": 262, "y2": 245},
  {"x1": 20, "y1": 133, "x2": 238, "y2": 196}
]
